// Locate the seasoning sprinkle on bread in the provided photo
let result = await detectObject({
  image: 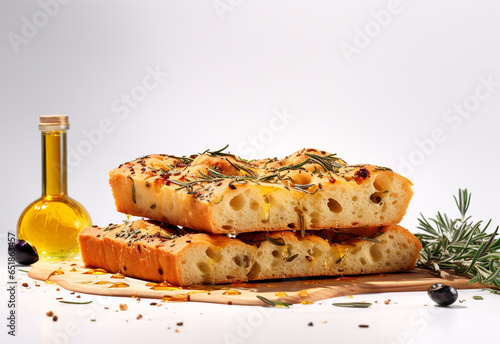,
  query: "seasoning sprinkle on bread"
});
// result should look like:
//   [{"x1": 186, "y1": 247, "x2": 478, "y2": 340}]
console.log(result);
[
  {"x1": 78, "y1": 220, "x2": 421, "y2": 287},
  {"x1": 109, "y1": 148, "x2": 413, "y2": 235}
]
